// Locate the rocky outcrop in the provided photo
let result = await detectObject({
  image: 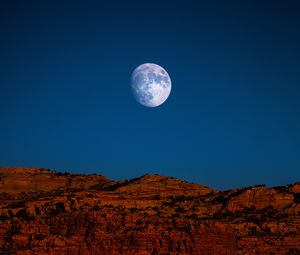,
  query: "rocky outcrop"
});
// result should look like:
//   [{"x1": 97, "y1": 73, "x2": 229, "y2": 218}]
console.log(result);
[
  {"x1": 0, "y1": 167, "x2": 111, "y2": 194},
  {"x1": 0, "y1": 168, "x2": 299, "y2": 255}
]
